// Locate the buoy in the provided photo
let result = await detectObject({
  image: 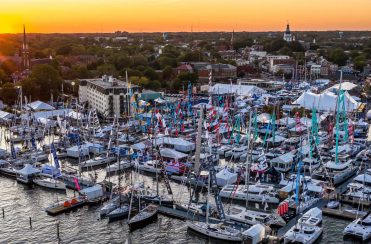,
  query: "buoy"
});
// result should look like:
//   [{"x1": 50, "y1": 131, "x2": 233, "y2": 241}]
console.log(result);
[{"x1": 63, "y1": 201, "x2": 71, "y2": 207}]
